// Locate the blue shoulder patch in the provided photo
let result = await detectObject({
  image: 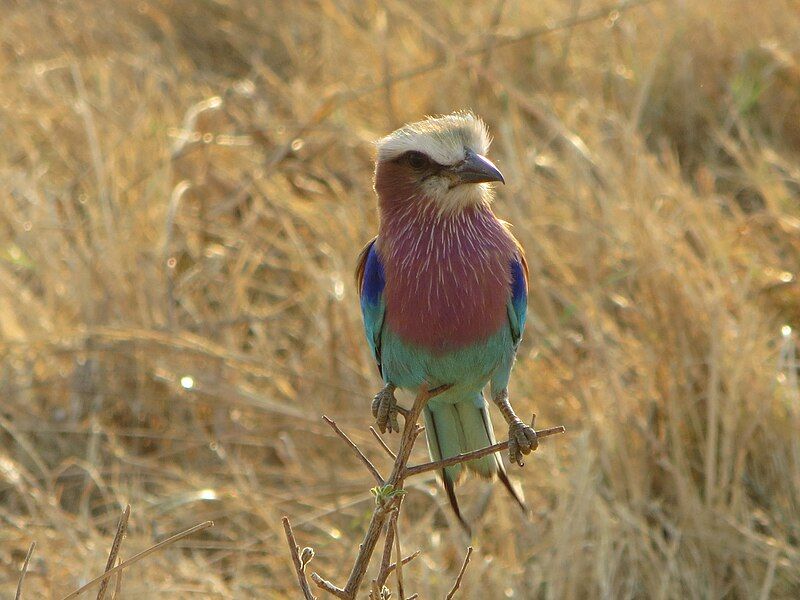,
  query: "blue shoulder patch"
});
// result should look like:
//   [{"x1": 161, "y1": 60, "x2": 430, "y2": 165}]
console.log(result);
[
  {"x1": 508, "y1": 257, "x2": 527, "y2": 344},
  {"x1": 361, "y1": 243, "x2": 385, "y2": 305},
  {"x1": 510, "y1": 258, "x2": 526, "y2": 305}
]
